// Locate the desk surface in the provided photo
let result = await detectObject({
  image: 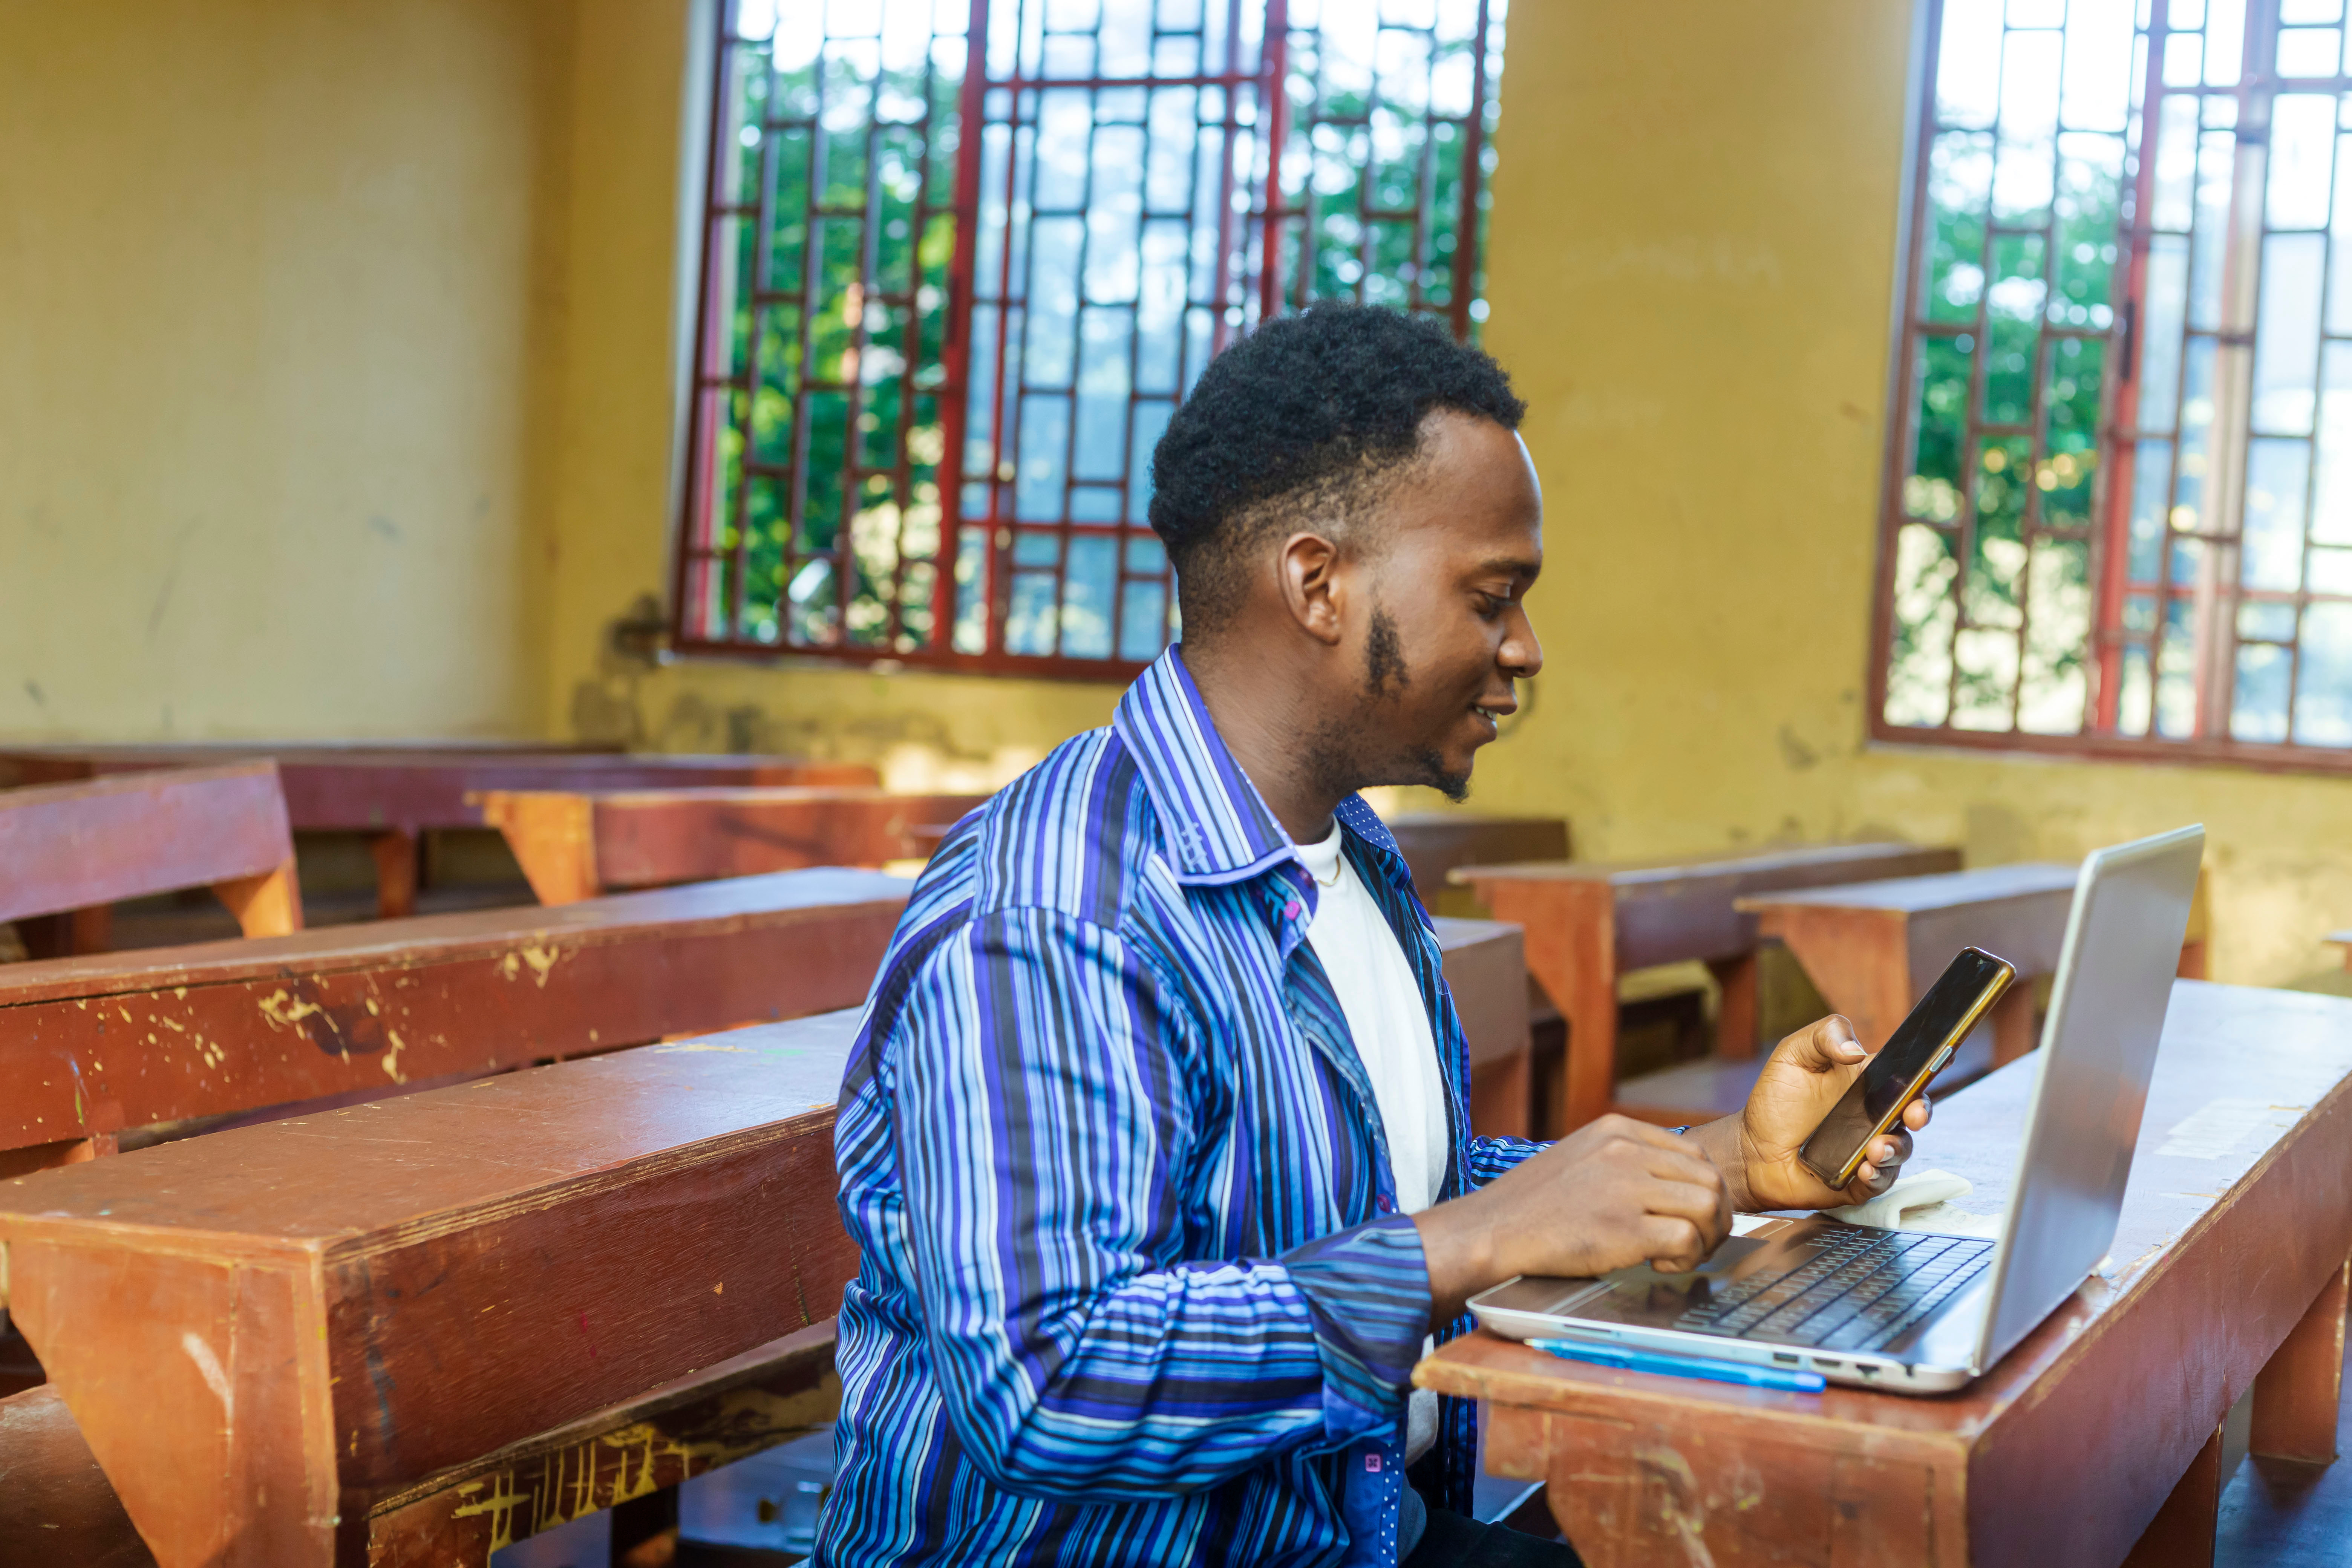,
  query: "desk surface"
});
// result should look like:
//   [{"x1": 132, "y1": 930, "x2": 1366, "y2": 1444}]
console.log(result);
[
  {"x1": 1419, "y1": 981, "x2": 2352, "y2": 1566},
  {"x1": 1454, "y1": 841, "x2": 1954, "y2": 890},
  {"x1": 1733, "y1": 861, "x2": 2078, "y2": 913}
]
